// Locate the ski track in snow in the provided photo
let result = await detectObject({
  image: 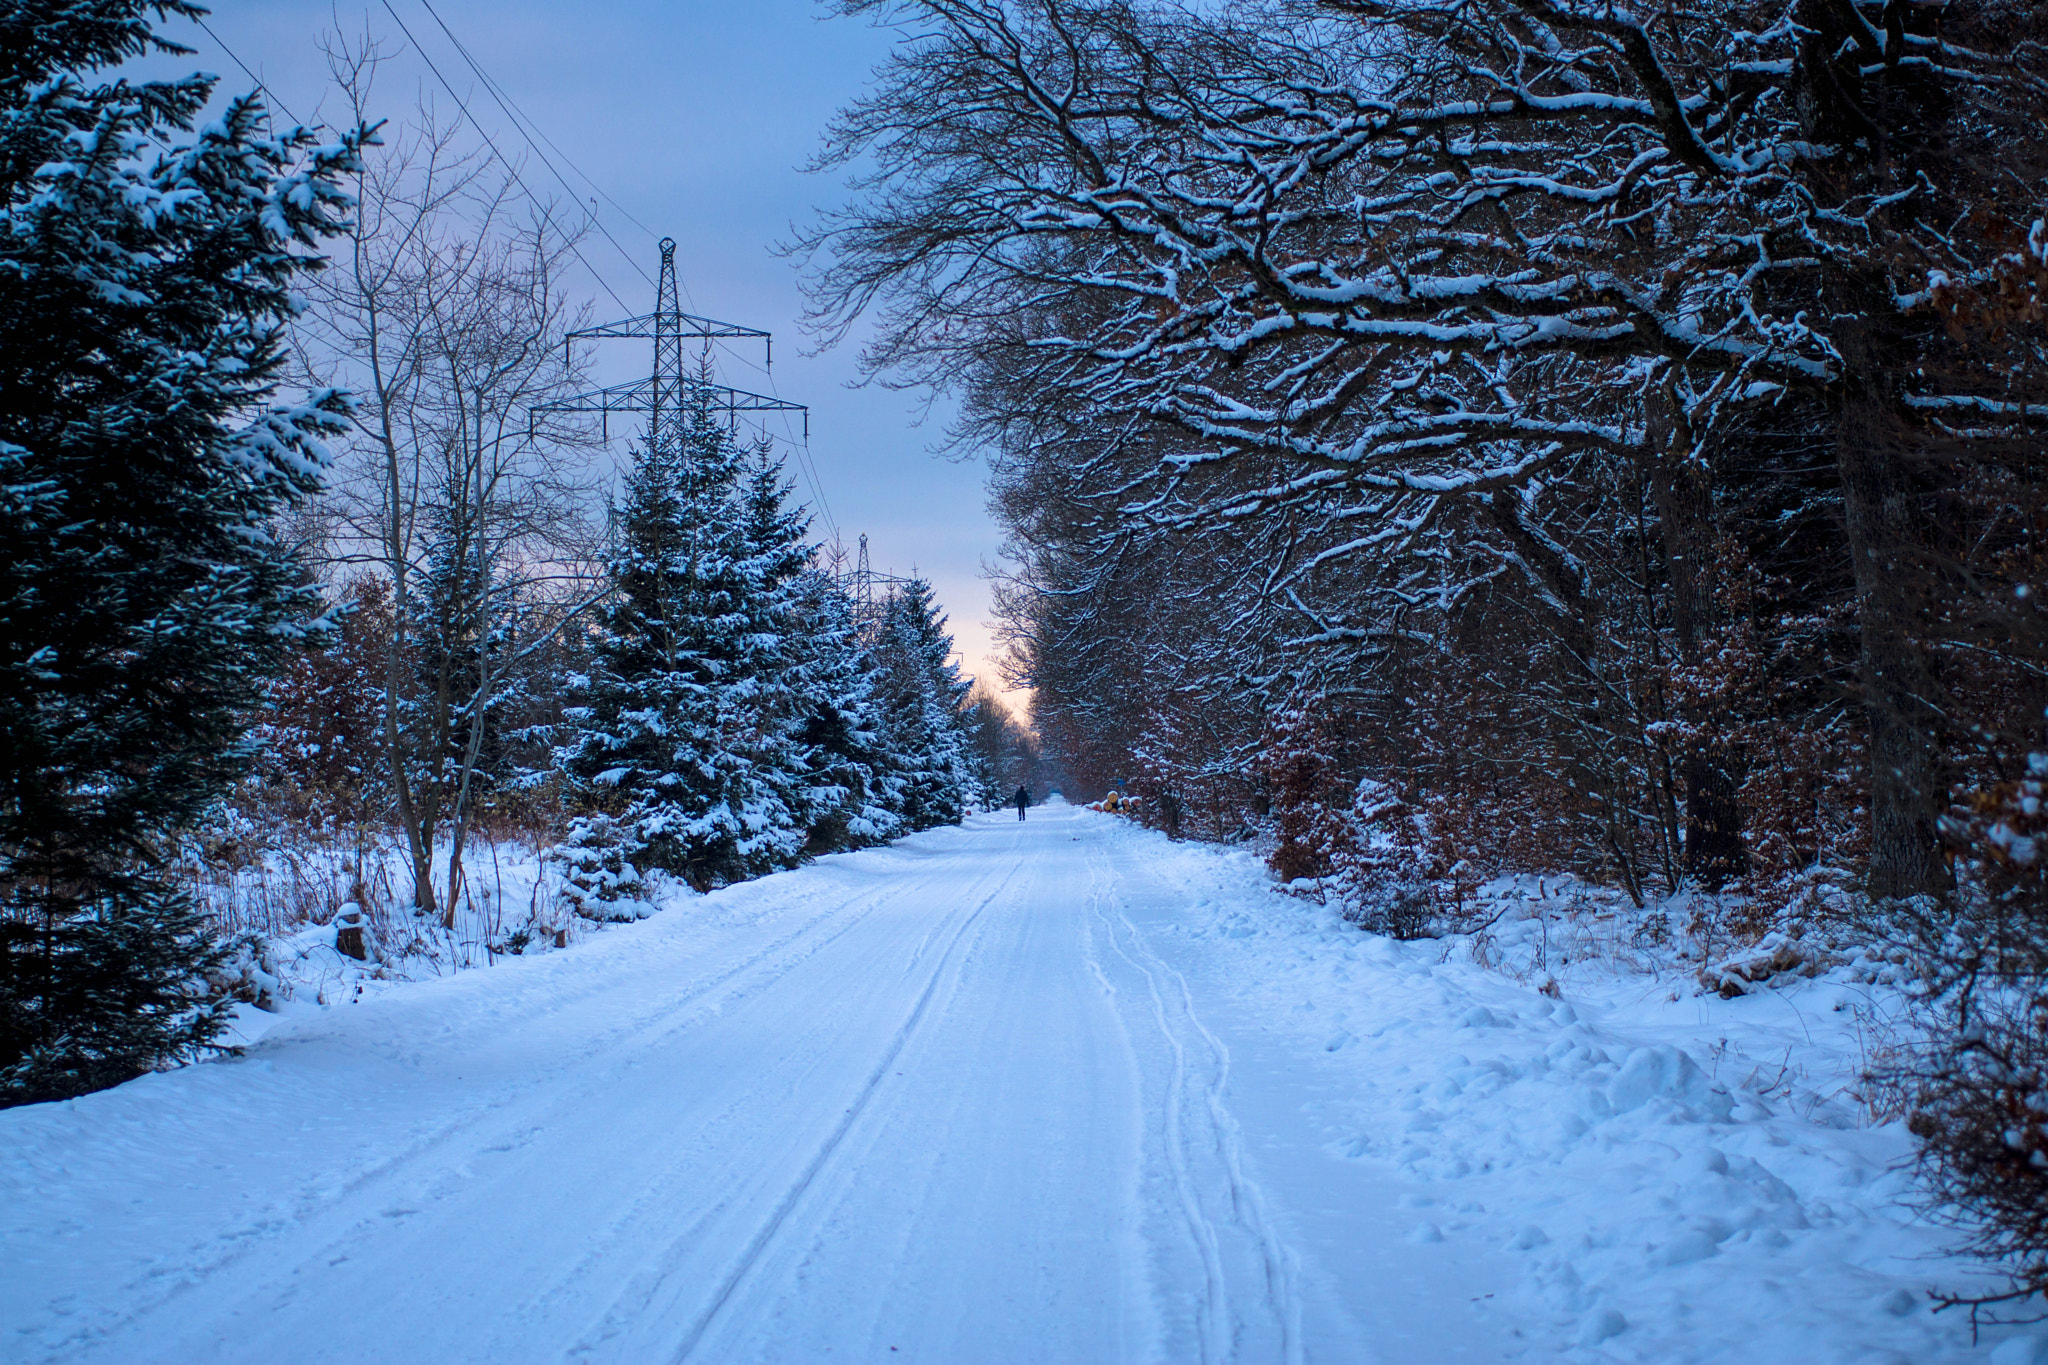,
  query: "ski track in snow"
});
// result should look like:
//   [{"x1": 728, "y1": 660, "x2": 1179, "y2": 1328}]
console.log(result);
[
  {"x1": 0, "y1": 803, "x2": 2024, "y2": 1363},
  {"x1": 1085, "y1": 838, "x2": 1304, "y2": 1365}
]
